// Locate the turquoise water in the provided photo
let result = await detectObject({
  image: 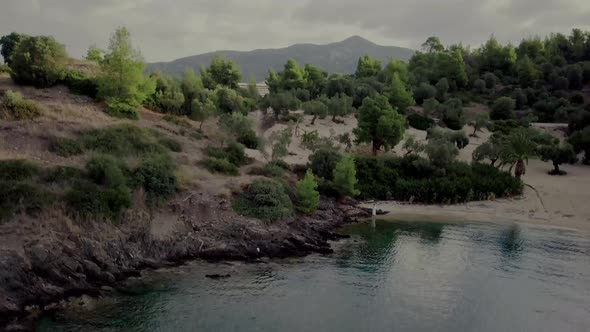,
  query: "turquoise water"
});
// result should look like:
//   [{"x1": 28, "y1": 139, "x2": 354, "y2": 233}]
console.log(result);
[{"x1": 37, "y1": 220, "x2": 590, "y2": 332}]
